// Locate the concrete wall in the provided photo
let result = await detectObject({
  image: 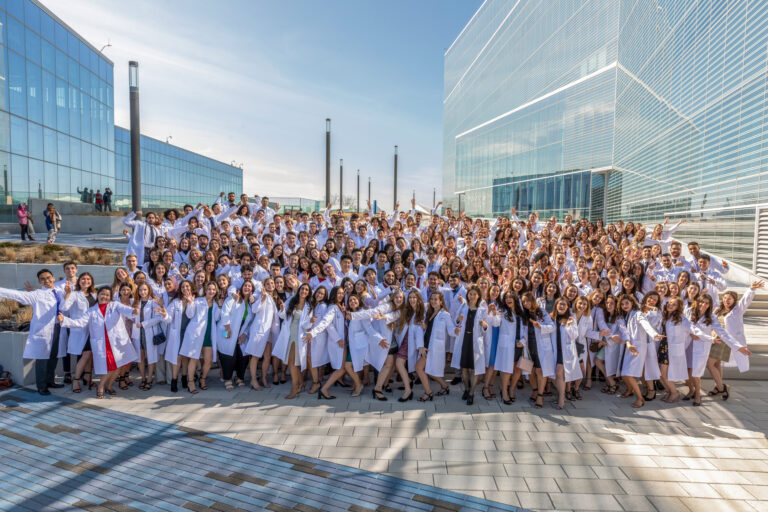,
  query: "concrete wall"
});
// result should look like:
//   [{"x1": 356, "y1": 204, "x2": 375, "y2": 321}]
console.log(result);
[
  {"x1": 0, "y1": 332, "x2": 35, "y2": 387},
  {"x1": 0, "y1": 216, "x2": 125, "y2": 235},
  {"x1": 0, "y1": 263, "x2": 120, "y2": 288}
]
